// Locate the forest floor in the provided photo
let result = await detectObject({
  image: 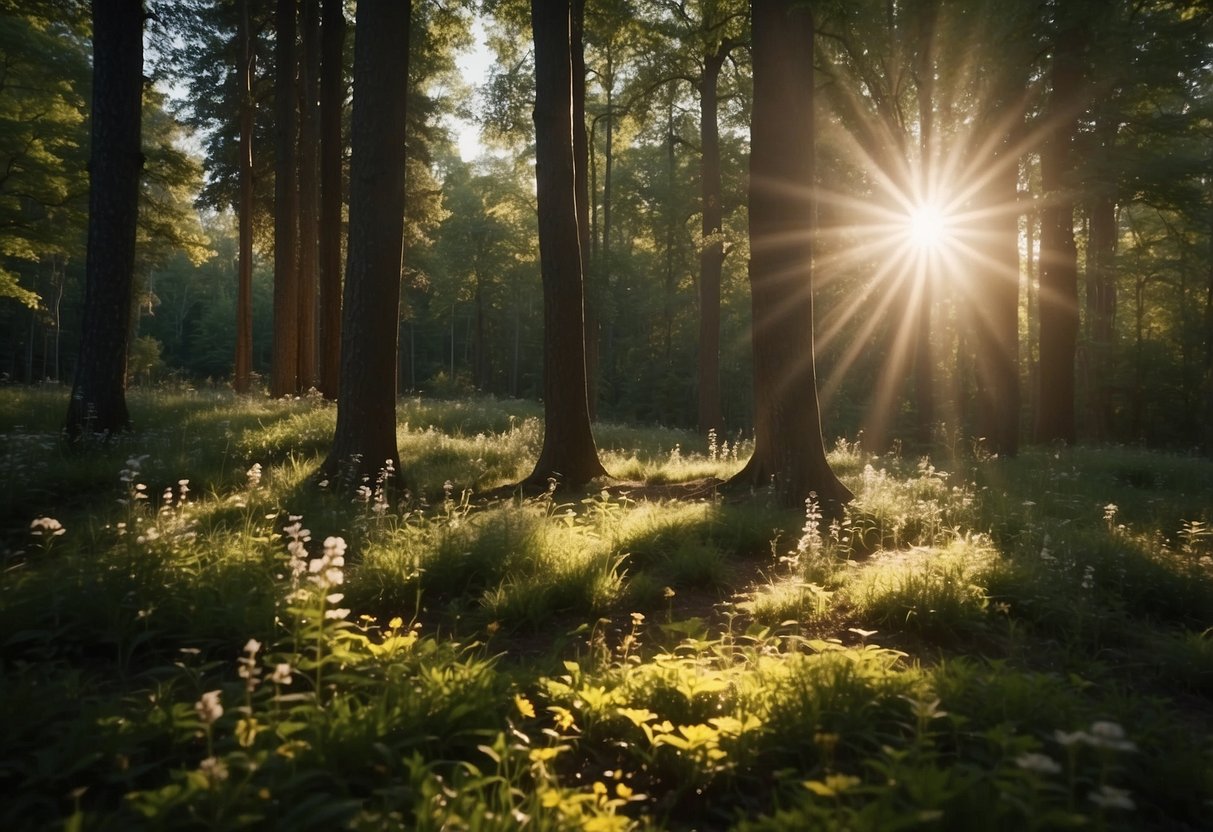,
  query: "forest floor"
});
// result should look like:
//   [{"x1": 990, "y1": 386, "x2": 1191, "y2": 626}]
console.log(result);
[{"x1": 1, "y1": 387, "x2": 1212, "y2": 831}]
